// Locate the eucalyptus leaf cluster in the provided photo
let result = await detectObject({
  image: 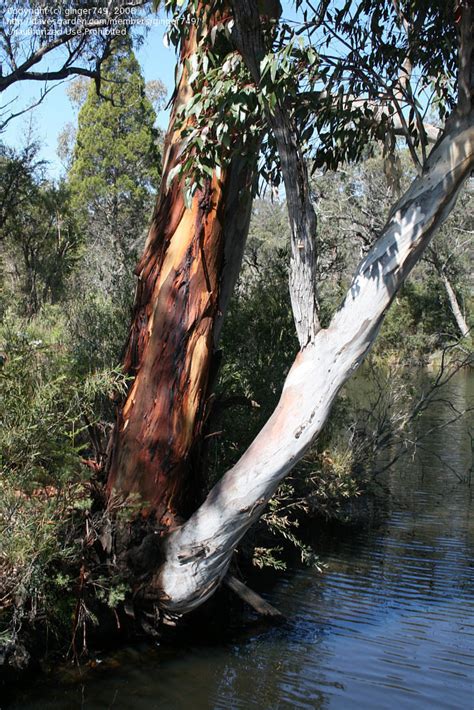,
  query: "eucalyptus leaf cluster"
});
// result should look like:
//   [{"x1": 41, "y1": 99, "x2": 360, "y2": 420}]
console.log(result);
[
  {"x1": 165, "y1": 0, "x2": 459, "y2": 196},
  {"x1": 169, "y1": 8, "x2": 263, "y2": 206}
]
